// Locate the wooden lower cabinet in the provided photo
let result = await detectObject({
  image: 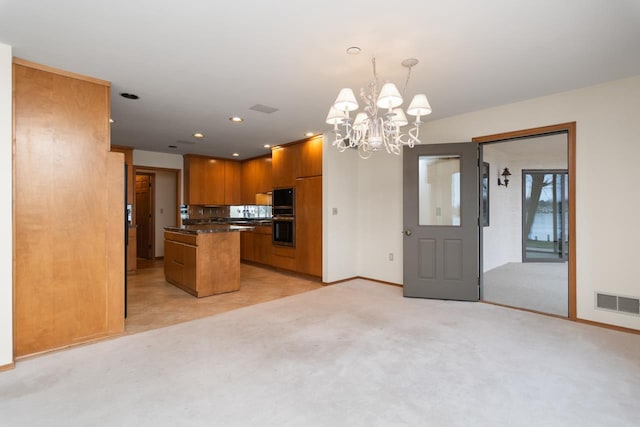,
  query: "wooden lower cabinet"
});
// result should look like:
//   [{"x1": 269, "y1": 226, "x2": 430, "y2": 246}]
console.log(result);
[
  {"x1": 164, "y1": 231, "x2": 240, "y2": 297},
  {"x1": 164, "y1": 237, "x2": 197, "y2": 294},
  {"x1": 240, "y1": 226, "x2": 272, "y2": 265},
  {"x1": 240, "y1": 230, "x2": 255, "y2": 261},
  {"x1": 272, "y1": 245, "x2": 296, "y2": 271},
  {"x1": 254, "y1": 228, "x2": 273, "y2": 265}
]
